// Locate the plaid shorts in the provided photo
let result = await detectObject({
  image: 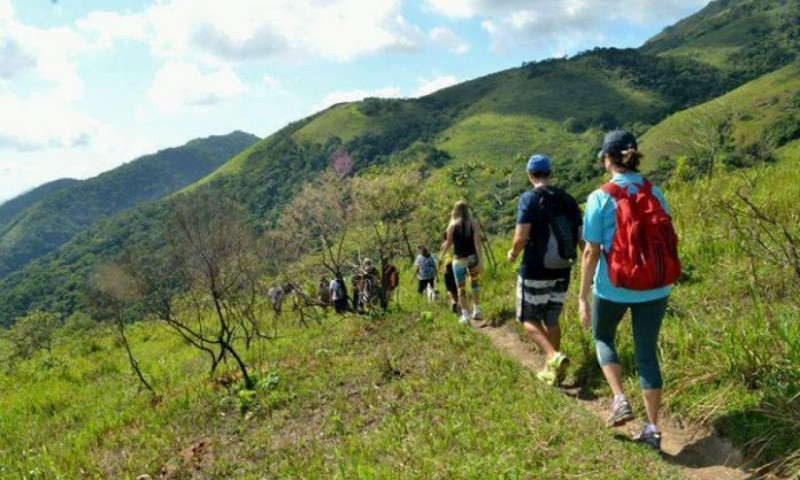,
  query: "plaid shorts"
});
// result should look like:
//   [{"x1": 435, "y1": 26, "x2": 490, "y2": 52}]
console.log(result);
[{"x1": 516, "y1": 277, "x2": 569, "y2": 327}]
